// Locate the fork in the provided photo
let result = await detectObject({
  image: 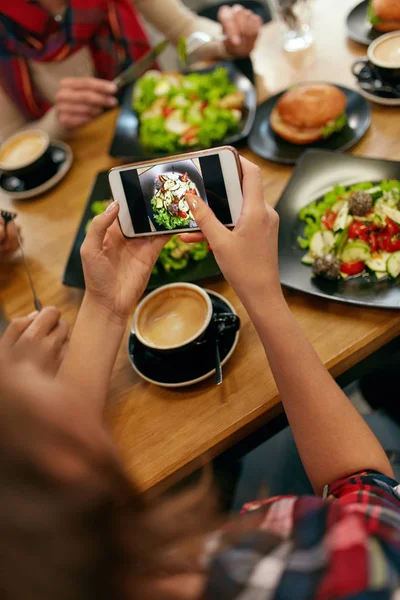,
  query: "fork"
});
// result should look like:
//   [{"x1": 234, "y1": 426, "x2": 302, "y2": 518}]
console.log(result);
[{"x1": 181, "y1": 31, "x2": 227, "y2": 65}]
